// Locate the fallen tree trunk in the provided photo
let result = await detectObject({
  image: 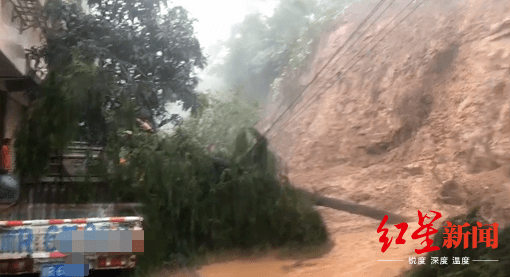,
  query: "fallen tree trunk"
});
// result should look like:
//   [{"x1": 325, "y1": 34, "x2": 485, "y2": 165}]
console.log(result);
[
  {"x1": 298, "y1": 189, "x2": 410, "y2": 224},
  {"x1": 237, "y1": 129, "x2": 410, "y2": 225},
  {"x1": 211, "y1": 154, "x2": 410, "y2": 225}
]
